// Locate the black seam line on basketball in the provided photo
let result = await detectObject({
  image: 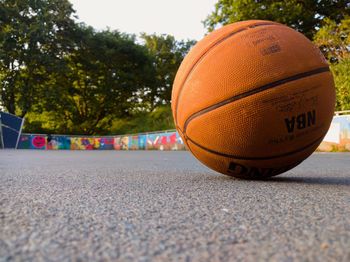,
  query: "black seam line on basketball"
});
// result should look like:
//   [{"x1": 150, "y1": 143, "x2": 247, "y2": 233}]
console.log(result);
[
  {"x1": 183, "y1": 67, "x2": 330, "y2": 133},
  {"x1": 186, "y1": 132, "x2": 326, "y2": 160},
  {"x1": 173, "y1": 22, "x2": 278, "y2": 126}
]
